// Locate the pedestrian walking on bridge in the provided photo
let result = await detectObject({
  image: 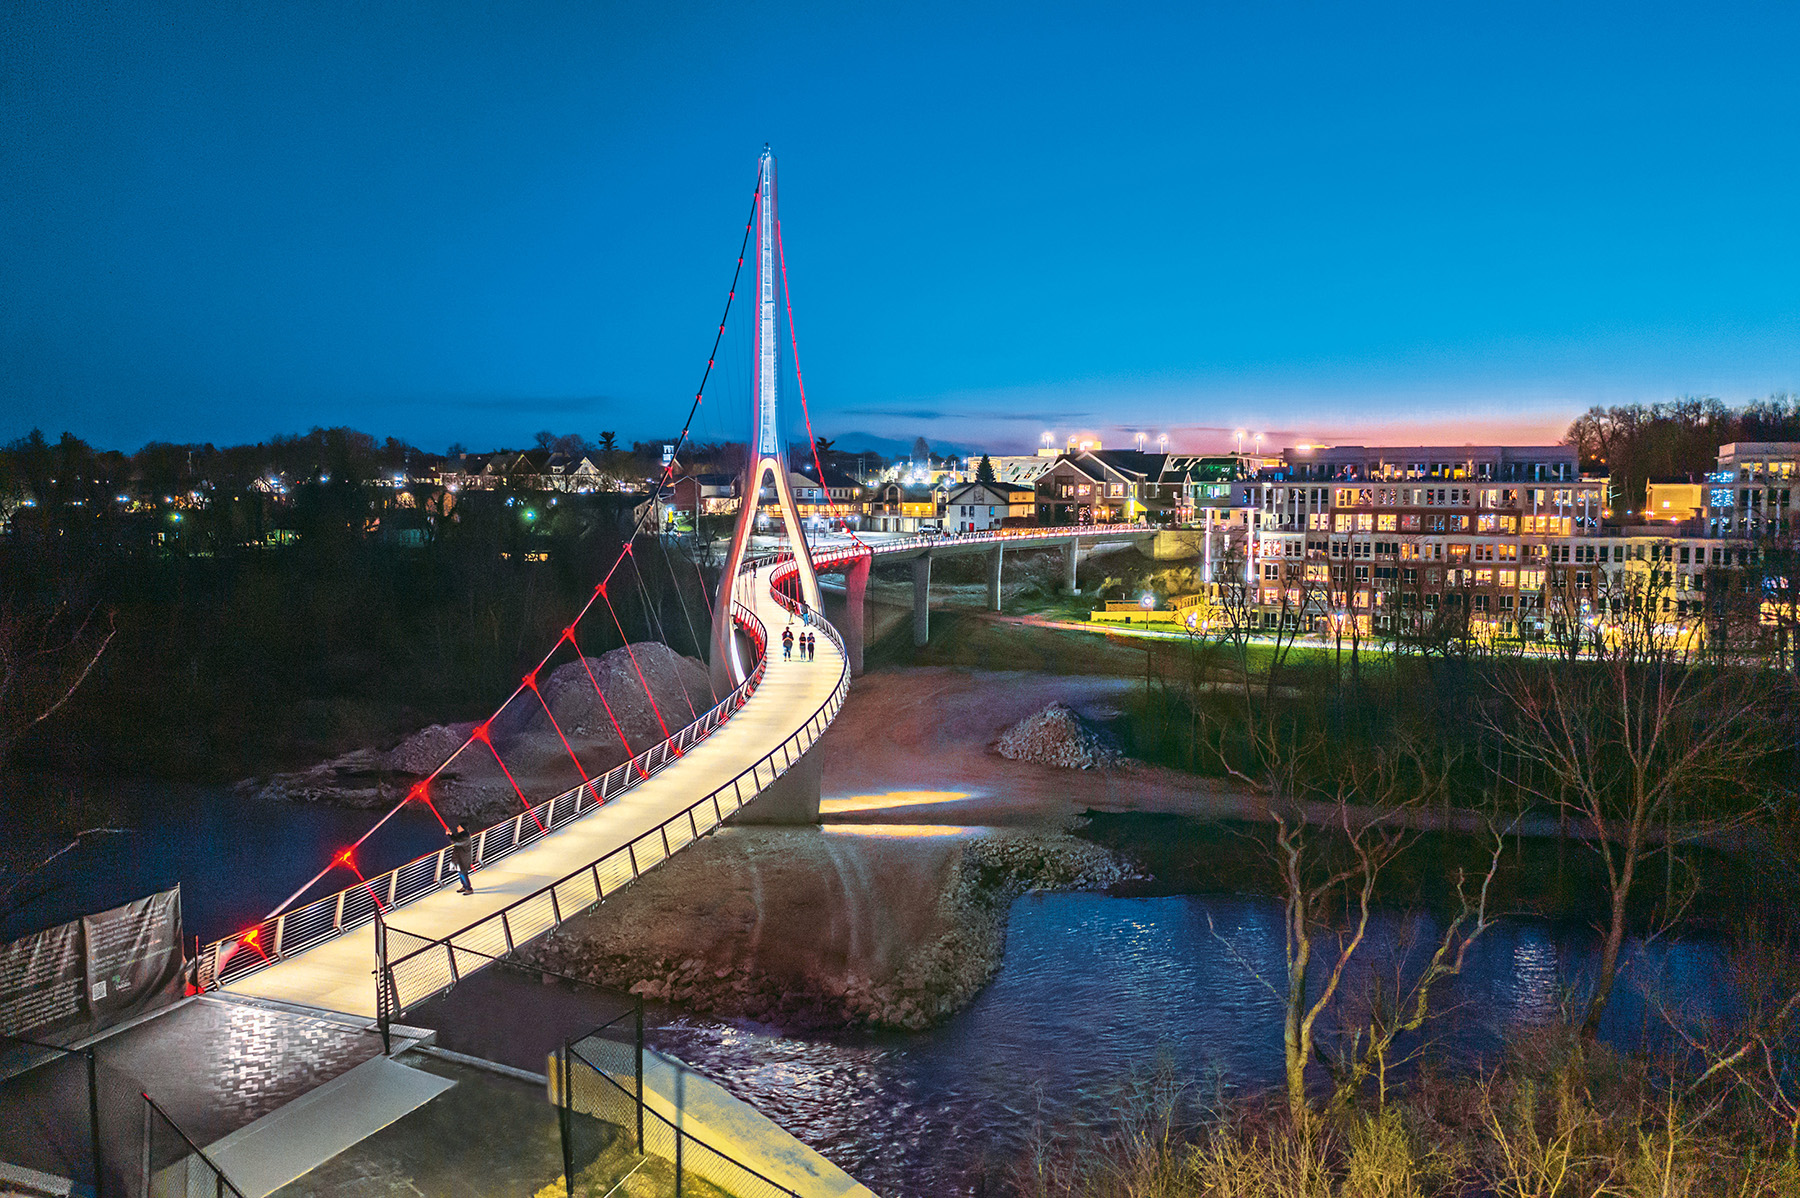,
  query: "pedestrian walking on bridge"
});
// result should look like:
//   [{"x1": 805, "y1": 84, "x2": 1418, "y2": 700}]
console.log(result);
[{"x1": 449, "y1": 824, "x2": 475, "y2": 894}]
